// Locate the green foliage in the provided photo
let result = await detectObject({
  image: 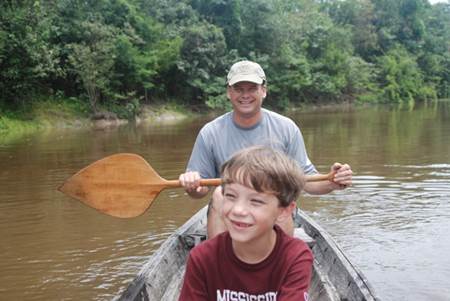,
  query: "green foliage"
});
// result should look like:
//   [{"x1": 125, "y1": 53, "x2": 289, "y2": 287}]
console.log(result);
[
  {"x1": 67, "y1": 21, "x2": 117, "y2": 112},
  {"x1": 0, "y1": 1, "x2": 62, "y2": 105},
  {"x1": 325, "y1": 0, "x2": 379, "y2": 59},
  {"x1": 420, "y1": 3, "x2": 450, "y2": 98},
  {"x1": 346, "y1": 56, "x2": 378, "y2": 100},
  {"x1": 190, "y1": 0, "x2": 242, "y2": 50},
  {"x1": 105, "y1": 92, "x2": 141, "y2": 119},
  {"x1": 376, "y1": 46, "x2": 431, "y2": 102},
  {"x1": 176, "y1": 21, "x2": 227, "y2": 104},
  {"x1": 0, "y1": 95, "x2": 89, "y2": 138},
  {"x1": 0, "y1": 0, "x2": 449, "y2": 118}
]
